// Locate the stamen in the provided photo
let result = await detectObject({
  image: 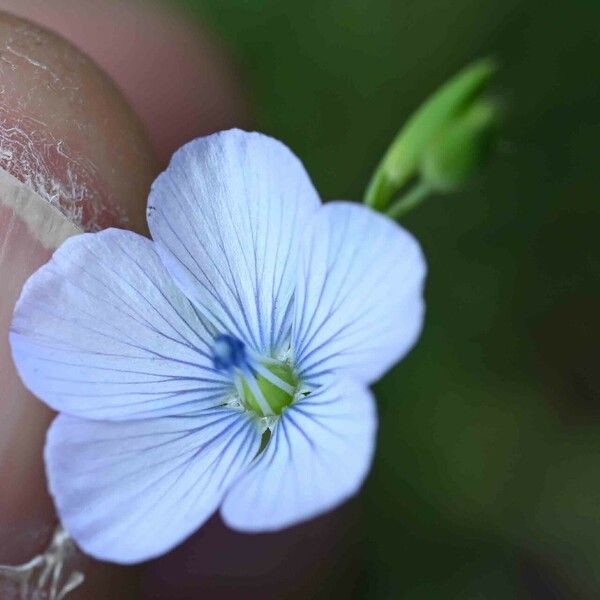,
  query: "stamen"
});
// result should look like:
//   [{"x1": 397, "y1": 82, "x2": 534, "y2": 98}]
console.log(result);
[
  {"x1": 212, "y1": 334, "x2": 246, "y2": 371},
  {"x1": 246, "y1": 348, "x2": 279, "y2": 366},
  {"x1": 242, "y1": 370, "x2": 275, "y2": 416},
  {"x1": 211, "y1": 334, "x2": 299, "y2": 417},
  {"x1": 232, "y1": 374, "x2": 247, "y2": 407},
  {"x1": 253, "y1": 362, "x2": 295, "y2": 395}
]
